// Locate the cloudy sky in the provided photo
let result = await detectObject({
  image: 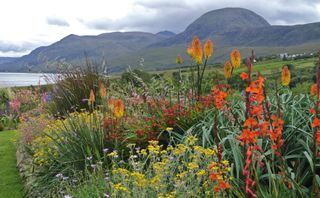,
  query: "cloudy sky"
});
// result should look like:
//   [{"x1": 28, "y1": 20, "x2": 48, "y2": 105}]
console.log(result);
[{"x1": 1, "y1": 0, "x2": 320, "y2": 57}]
